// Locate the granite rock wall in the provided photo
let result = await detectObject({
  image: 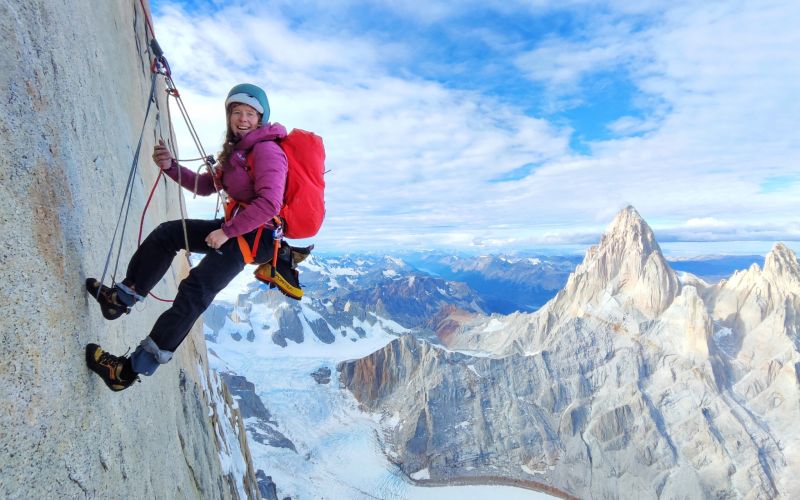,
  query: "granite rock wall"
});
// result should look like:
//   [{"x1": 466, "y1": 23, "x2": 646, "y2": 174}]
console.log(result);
[{"x1": 0, "y1": 1, "x2": 257, "y2": 498}]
